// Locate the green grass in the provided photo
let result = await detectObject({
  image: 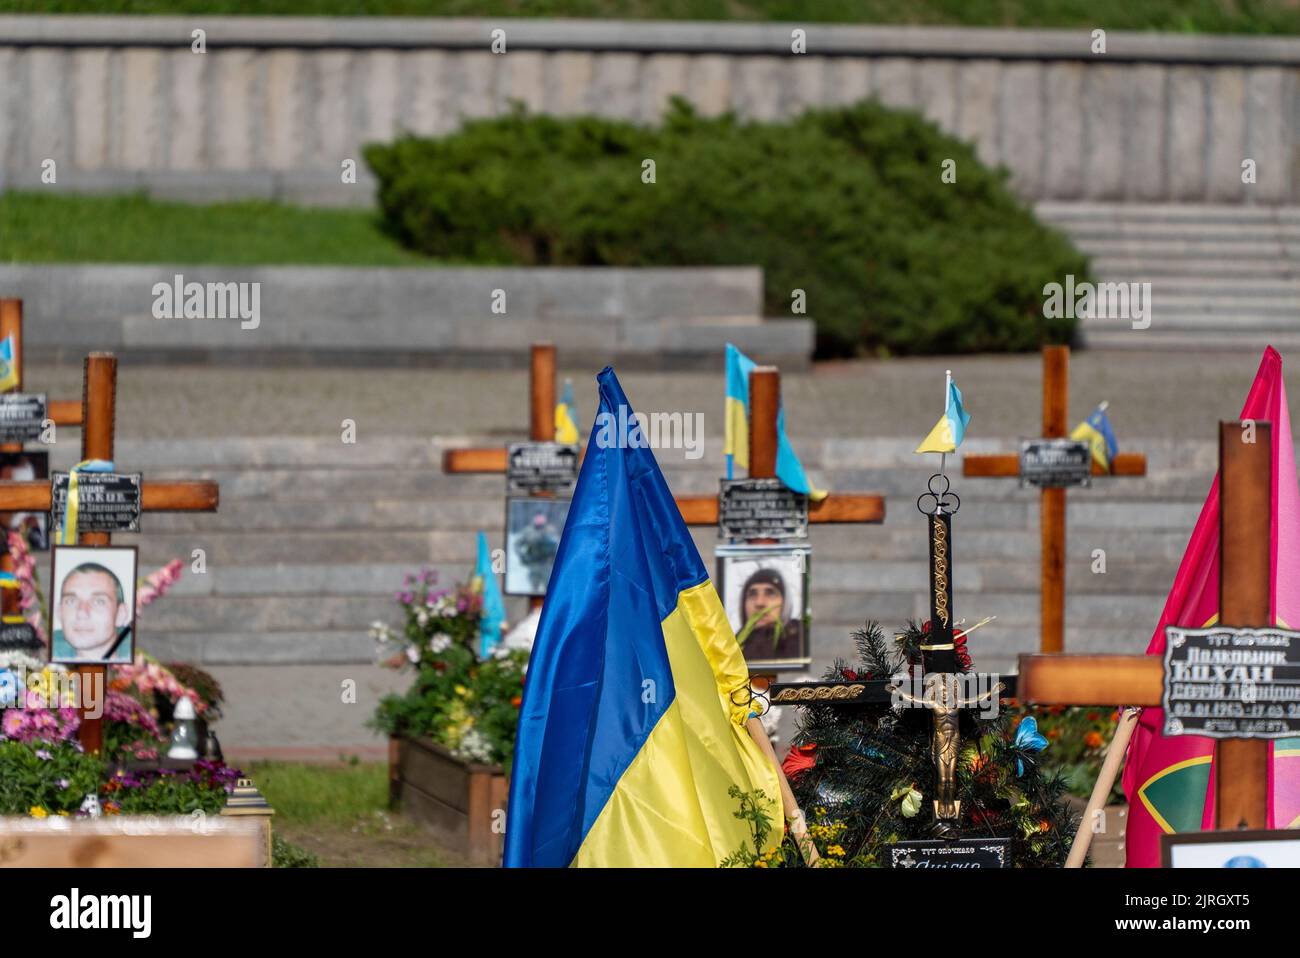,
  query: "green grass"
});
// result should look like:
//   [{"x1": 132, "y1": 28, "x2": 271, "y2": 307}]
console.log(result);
[
  {"x1": 0, "y1": 0, "x2": 1298, "y2": 34},
  {"x1": 247, "y1": 759, "x2": 453, "y2": 866},
  {"x1": 247, "y1": 758, "x2": 389, "y2": 826},
  {"x1": 0, "y1": 192, "x2": 434, "y2": 266}
]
